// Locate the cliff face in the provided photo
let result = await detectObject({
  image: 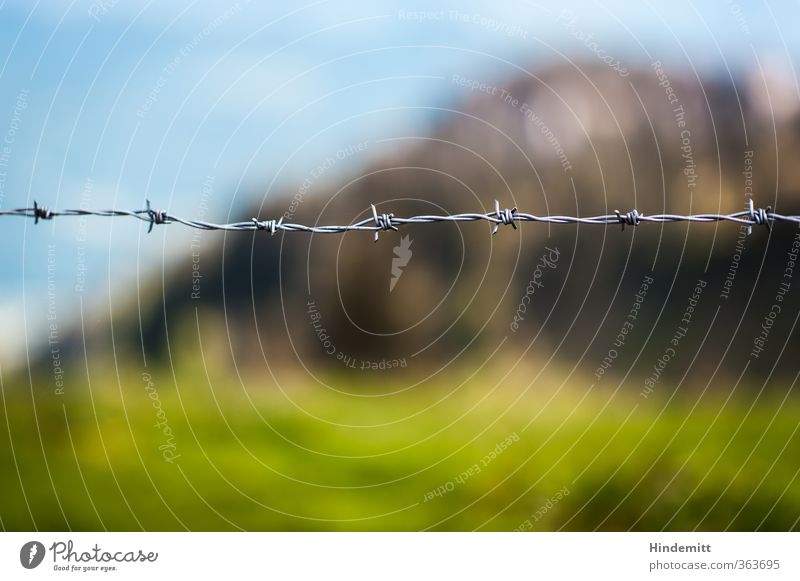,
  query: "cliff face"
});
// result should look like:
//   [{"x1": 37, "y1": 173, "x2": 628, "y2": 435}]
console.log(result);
[{"x1": 77, "y1": 61, "x2": 800, "y2": 386}]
